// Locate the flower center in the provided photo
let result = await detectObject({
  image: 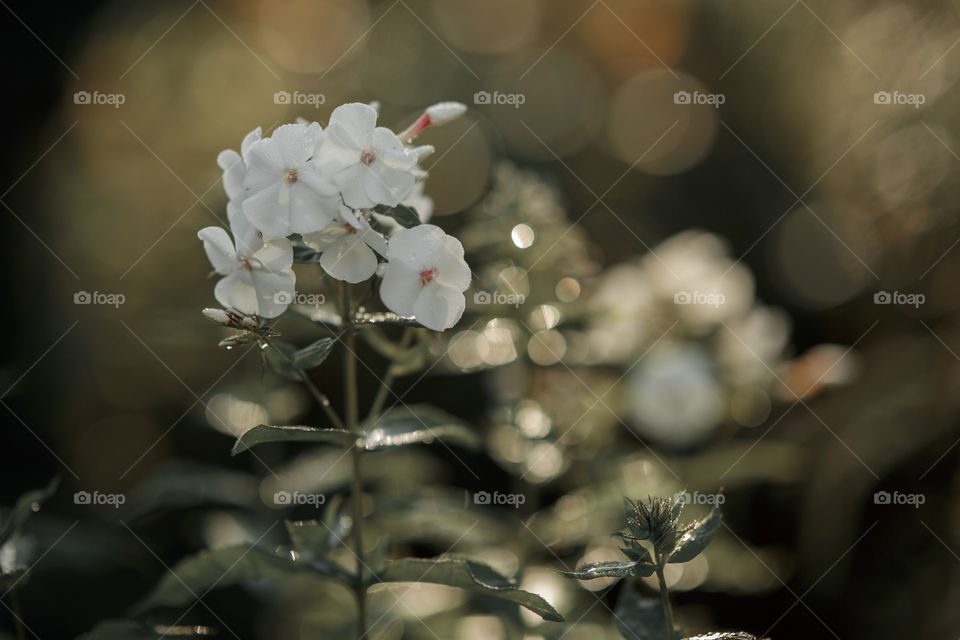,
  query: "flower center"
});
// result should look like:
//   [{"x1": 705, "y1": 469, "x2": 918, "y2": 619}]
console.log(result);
[
  {"x1": 284, "y1": 168, "x2": 298, "y2": 183},
  {"x1": 343, "y1": 222, "x2": 357, "y2": 235},
  {"x1": 360, "y1": 148, "x2": 377, "y2": 165},
  {"x1": 419, "y1": 268, "x2": 437, "y2": 286}
]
